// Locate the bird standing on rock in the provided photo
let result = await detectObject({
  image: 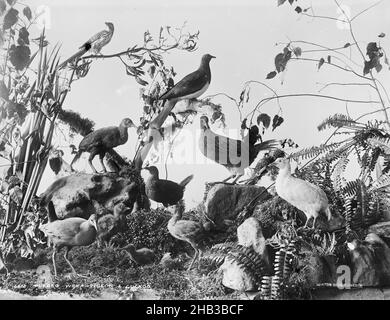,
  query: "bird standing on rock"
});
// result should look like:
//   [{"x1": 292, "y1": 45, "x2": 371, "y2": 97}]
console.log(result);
[
  {"x1": 71, "y1": 118, "x2": 136, "y2": 173},
  {"x1": 159, "y1": 54, "x2": 215, "y2": 102},
  {"x1": 122, "y1": 244, "x2": 156, "y2": 266},
  {"x1": 271, "y1": 158, "x2": 332, "y2": 228},
  {"x1": 167, "y1": 203, "x2": 204, "y2": 270},
  {"x1": 199, "y1": 116, "x2": 278, "y2": 183},
  {"x1": 143, "y1": 166, "x2": 193, "y2": 207},
  {"x1": 59, "y1": 22, "x2": 114, "y2": 69},
  {"x1": 39, "y1": 201, "x2": 97, "y2": 276}
]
